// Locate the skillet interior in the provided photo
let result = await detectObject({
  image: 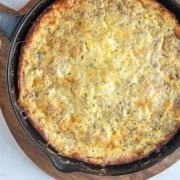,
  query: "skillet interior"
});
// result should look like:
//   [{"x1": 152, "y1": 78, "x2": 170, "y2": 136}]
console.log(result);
[{"x1": 7, "y1": 0, "x2": 180, "y2": 175}]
